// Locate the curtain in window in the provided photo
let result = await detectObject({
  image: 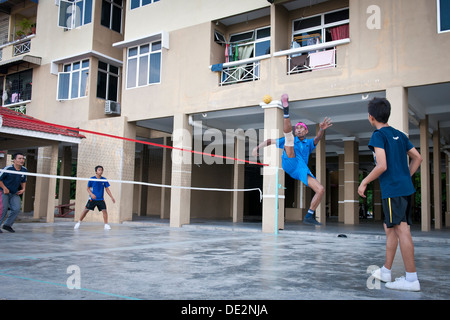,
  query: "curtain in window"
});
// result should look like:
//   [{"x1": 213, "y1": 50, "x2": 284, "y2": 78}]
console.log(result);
[{"x1": 330, "y1": 24, "x2": 349, "y2": 41}]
